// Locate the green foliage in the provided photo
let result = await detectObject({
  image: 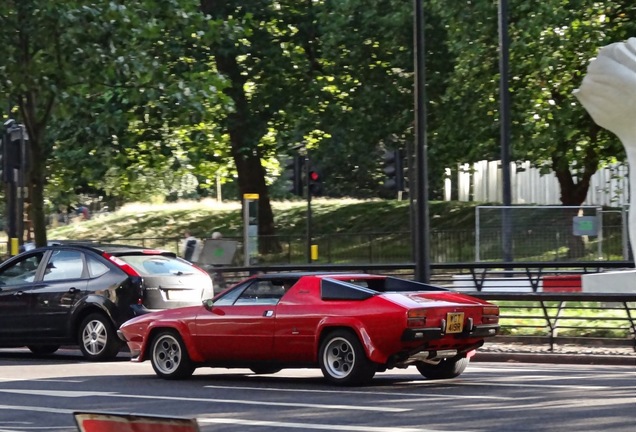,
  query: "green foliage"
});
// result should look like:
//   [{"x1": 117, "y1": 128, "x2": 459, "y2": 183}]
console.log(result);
[
  {"x1": 0, "y1": 0, "x2": 234, "y2": 245},
  {"x1": 428, "y1": 1, "x2": 636, "y2": 205},
  {"x1": 3, "y1": 0, "x2": 636, "y2": 247}
]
